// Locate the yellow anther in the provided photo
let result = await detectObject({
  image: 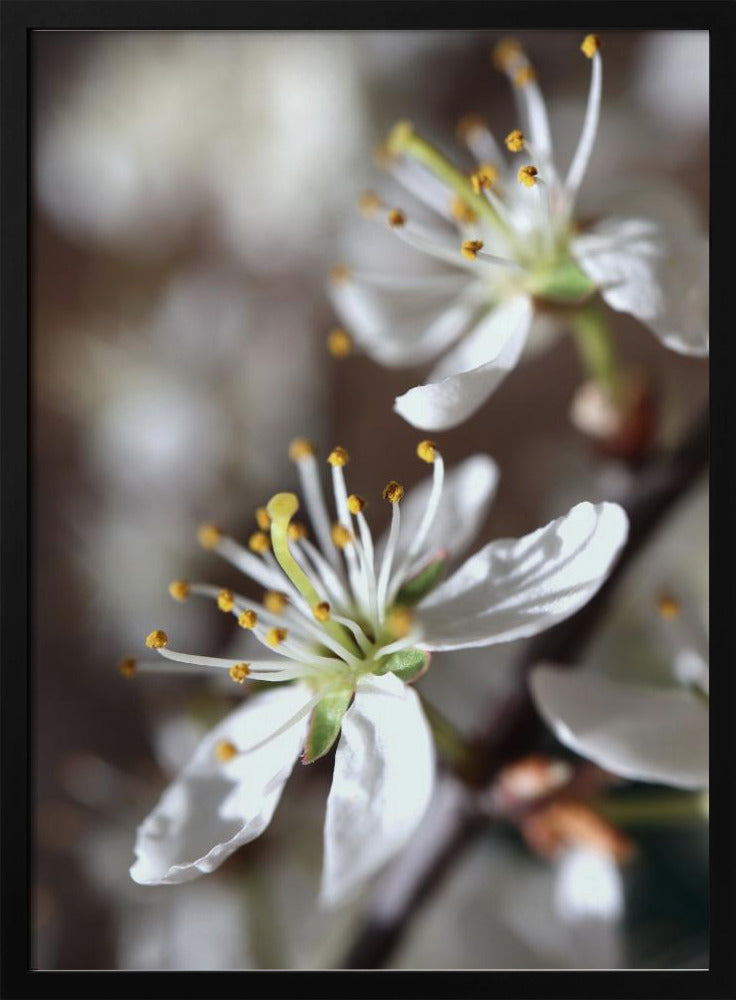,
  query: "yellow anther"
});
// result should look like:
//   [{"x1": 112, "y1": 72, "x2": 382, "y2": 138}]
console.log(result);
[
  {"x1": 331, "y1": 523, "x2": 352, "y2": 549},
  {"x1": 238, "y1": 609, "x2": 258, "y2": 630},
  {"x1": 266, "y1": 492, "x2": 300, "y2": 523},
  {"x1": 288, "y1": 438, "x2": 316, "y2": 462},
  {"x1": 330, "y1": 264, "x2": 352, "y2": 285},
  {"x1": 470, "y1": 163, "x2": 500, "y2": 194},
  {"x1": 265, "y1": 627, "x2": 288, "y2": 648},
  {"x1": 264, "y1": 590, "x2": 288, "y2": 614},
  {"x1": 386, "y1": 119, "x2": 414, "y2": 157},
  {"x1": 118, "y1": 657, "x2": 137, "y2": 678},
  {"x1": 229, "y1": 662, "x2": 250, "y2": 684},
  {"x1": 168, "y1": 580, "x2": 190, "y2": 602},
  {"x1": 518, "y1": 165, "x2": 539, "y2": 187},
  {"x1": 248, "y1": 531, "x2": 270, "y2": 554},
  {"x1": 383, "y1": 481, "x2": 405, "y2": 504},
  {"x1": 450, "y1": 197, "x2": 478, "y2": 224},
  {"x1": 505, "y1": 129, "x2": 525, "y2": 153},
  {"x1": 581, "y1": 34, "x2": 601, "y2": 59},
  {"x1": 145, "y1": 629, "x2": 168, "y2": 650},
  {"x1": 492, "y1": 38, "x2": 523, "y2": 72},
  {"x1": 416, "y1": 439, "x2": 438, "y2": 463},
  {"x1": 215, "y1": 739, "x2": 239, "y2": 762},
  {"x1": 255, "y1": 507, "x2": 271, "y2": 531},
  {"x1": 359, "y1": 190, "x2": 381, "y2": 216},
  {"x1": 387, "y1": 208, "x2": 406, "y2": 228},
  {"x1": 514, "y1": 65, "x2": 537, "y2": 88},
  {"x1": 461, "y1": 239, "x2": 484, "y2": 261},
  {"x1": 197, "y1": 522, "x2": 222, "y2": 550},
  {"x1": 327, "y1": 327, "x2": 353, "y2": 359},
  {"x1": 288, "y1": 521, "x2": 308, "y2": 541},
  {"x1": 217, "y1": 588, "x2": 235, "y2": 613},
  {"x1": 327, "y1": 446, "x2": 350, "y2": 467},
  {"x1": 656, "y1": 594, "x2": 681, "y2": 621},
  {"x1": 347, "y1": 493, "x2": 365, "y2": 515},
  {"x1": 387, "y1": 606, "x2": 413, "y2": 639},
  {"x1": 313, "y1": 602, "x2": 331, "y2": 622},
  {"x1": 456, "y1": 113, "x2": 486, "y2": 143}
]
